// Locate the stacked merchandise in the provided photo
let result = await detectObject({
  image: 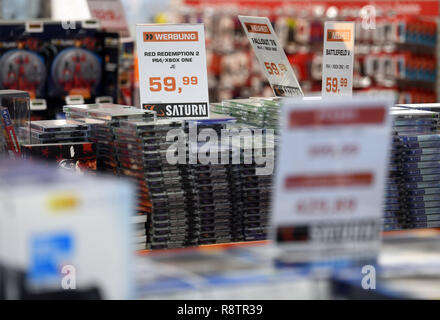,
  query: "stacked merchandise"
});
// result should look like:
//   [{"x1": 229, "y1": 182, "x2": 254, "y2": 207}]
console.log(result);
[
  {"x1": 384, "y1": 108, "x2": 409, "y2": 231},
  {"x1": 393, "y1": 104, "x2": 440, "y2": 229},
  {"x1": 185, "y1": 120, "x2": 242, "y2": 245},
  {"x1": 63, "y1": 104, "x2": 156, "y2": 249},
  {"x1": 231, "y1": 129, "x2": 274, "y2": 241},
  {"x1": 0, "y1": 130, "x2": 7, "y2": 156},
  {"x1": 211, "y1": 98, "x2": 281, "y2": 131},
  {"x1": 260, "y1": 99, "x2": 281, "y2": 132},
  {"x1": 63, "y1": 104, "x2": 156, "y2": 174},
  {"x1": 391, "y1": 108, "x2": 440, "y2": 230},
  {"x1": 0, "y1": 90, "x2": 30, "y2": 145},
  {"x1": 384, "y1": 127, "x2": 406, "y2": 231},
  {"x1": 60, "y1": 102, "x2": 278, "y2": 249},
  {"x1": 206, "y1": 101, "x2": 278, "y2": 240},
  {"x1": 24, "y1": 120, "x2": 89, "y2": 144},
  {"x1": 0, "y1": 106, "x2": 21, "y2": 159},
  {"x1": 114, "y1": 120, "x2": 197, "y2": 250},
  {"x1": 90, "y1": 120, "x2": 119, "y2": 175},
  {"x1": 21, "y1": 142, "x2": 97, "y2": 174}
]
